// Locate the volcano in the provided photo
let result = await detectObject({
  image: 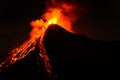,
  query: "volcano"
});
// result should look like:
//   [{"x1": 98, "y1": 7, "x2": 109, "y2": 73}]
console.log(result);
[{"x1": 0, "y1": 24, "x2": 115, "y2": 80}]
